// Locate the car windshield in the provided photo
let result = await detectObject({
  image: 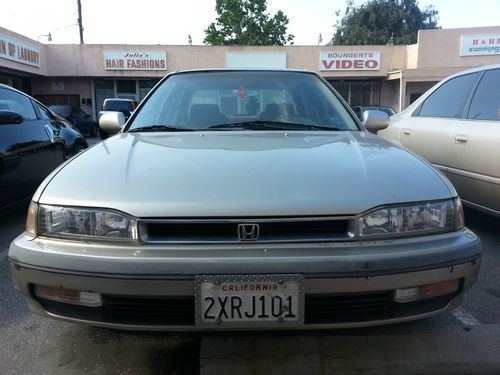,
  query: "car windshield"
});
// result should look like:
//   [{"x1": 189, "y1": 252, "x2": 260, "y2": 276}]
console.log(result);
[{"x1": 128, "y1": 71, "x2": 359, "y2": 132}]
